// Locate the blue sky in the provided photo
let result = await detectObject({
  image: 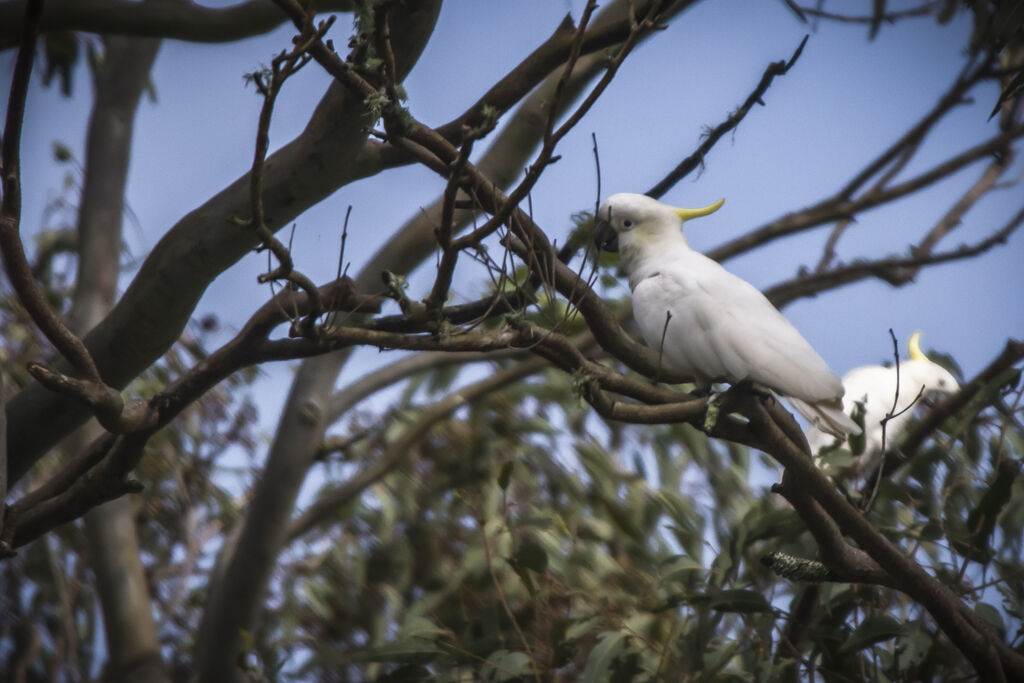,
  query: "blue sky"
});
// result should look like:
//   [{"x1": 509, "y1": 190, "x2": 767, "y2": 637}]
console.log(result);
[{"x1": 4, "y1": 0, "x2": 1022, "y2": 429}]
